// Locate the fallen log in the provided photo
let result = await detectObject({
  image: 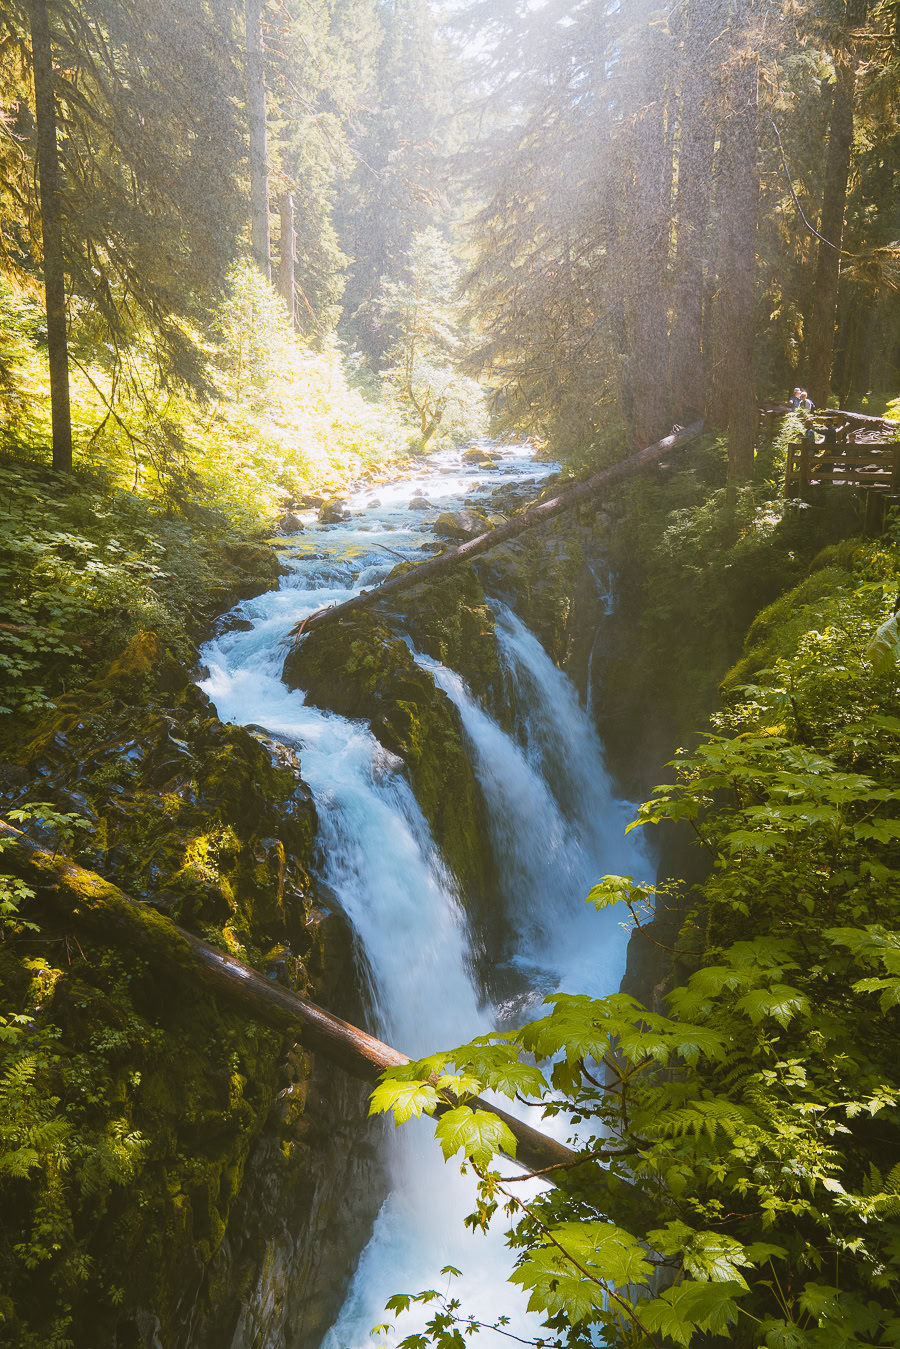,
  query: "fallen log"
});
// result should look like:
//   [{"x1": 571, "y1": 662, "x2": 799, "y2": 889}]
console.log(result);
[
  {"x1": 0, "y1": 822, "x2": 580, "y2": 1182},
  {"x1": 293, "y1": 421, "x2": 705, "y2": 638},
  {"x1": 760, "y1": 403, "x2": 898, "y2": 429}
]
